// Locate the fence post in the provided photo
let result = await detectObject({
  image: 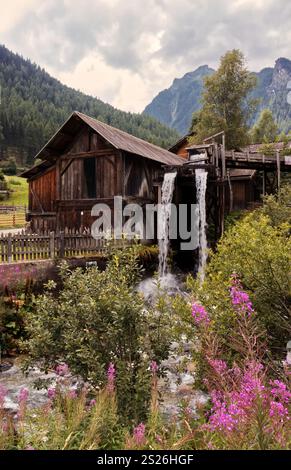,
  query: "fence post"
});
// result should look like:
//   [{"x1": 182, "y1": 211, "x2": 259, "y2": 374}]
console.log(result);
[
  {"x1": 59, "y1": 231, "x2": 65, "y2": 258},
  {"x1": 7, "y1": 234, "x2": 12, "y2": 263},
  {"x1": 49, "y1": 231, "x2": 55, "y2": 259}
]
